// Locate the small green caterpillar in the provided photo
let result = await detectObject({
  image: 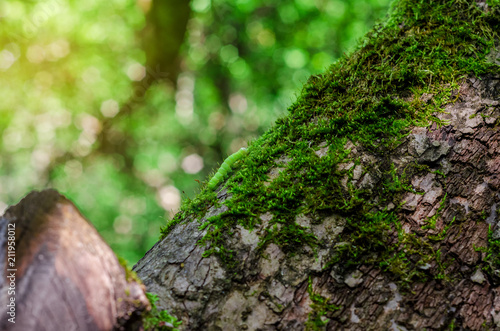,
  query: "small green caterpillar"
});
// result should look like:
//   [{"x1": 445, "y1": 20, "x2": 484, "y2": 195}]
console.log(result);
[{"x1": 208, "y1": 147, "x2": 247, "y2": 190}]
